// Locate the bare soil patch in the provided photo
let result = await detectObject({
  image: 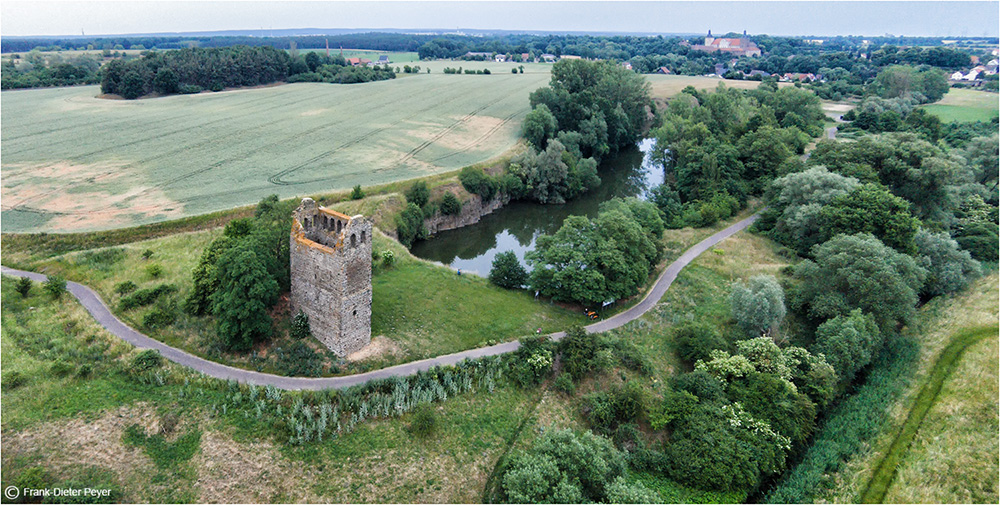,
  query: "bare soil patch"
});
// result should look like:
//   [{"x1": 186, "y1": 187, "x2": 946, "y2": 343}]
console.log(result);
[
  {"x1": 347, "y1": 335, "x2": 404, "y2": 362},
  {"x1": 1, "y1": 161, "x2": 183, "y2": 231}
]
